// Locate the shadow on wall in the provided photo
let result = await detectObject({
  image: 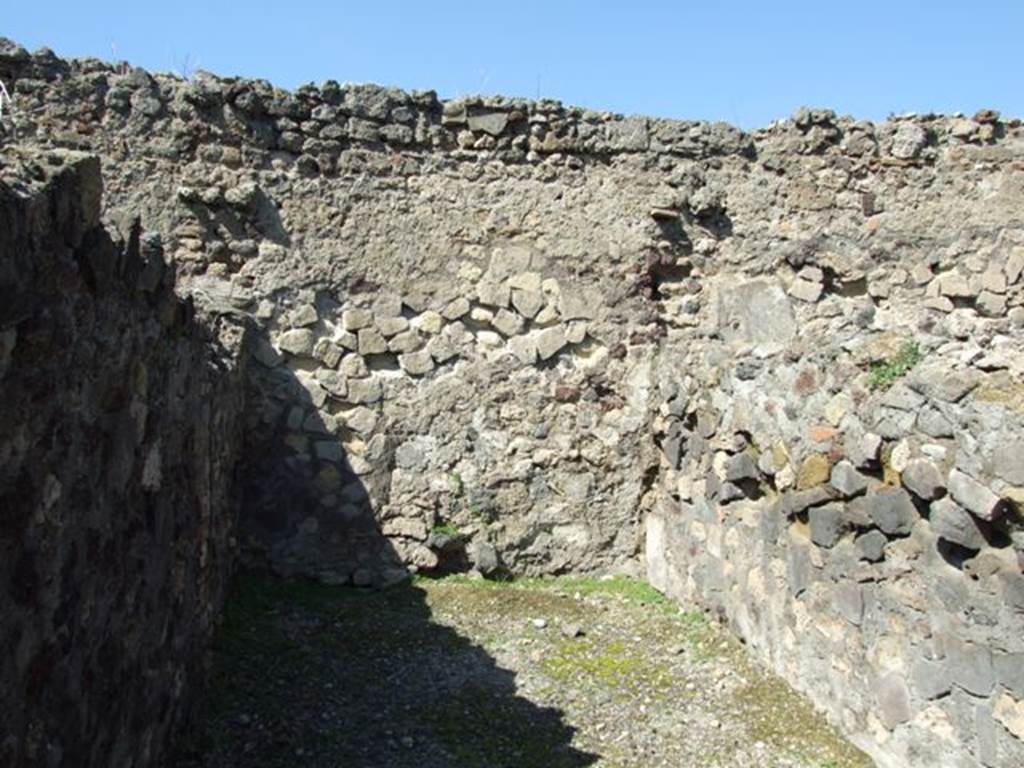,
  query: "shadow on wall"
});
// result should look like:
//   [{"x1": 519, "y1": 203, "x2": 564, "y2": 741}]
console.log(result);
[
  {"x1": 174, "y1": 573, "x2": 599, "y2": 768},
  {"x1": 234, "y1": 278, "x2": 487, "y2": 584},
  {"x1": 0, "y1": 146, "x2": 591, "y2": 767},
  {"x1": 237, "y1": 322, "x2": 409, "y2": 587},
  {"x1": 186, "y1": 341, "x2": 597, "y2": 767},
  {"x1": 0, "y1": 152, "x2": 249, "y2": 768}
]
